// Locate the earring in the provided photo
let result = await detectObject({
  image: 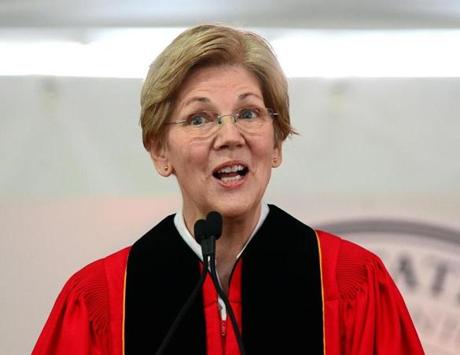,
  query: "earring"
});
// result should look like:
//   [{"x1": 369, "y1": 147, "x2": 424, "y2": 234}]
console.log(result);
[{"x1": 163, "y1": 164, "x2": 171, "y2": 175}]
